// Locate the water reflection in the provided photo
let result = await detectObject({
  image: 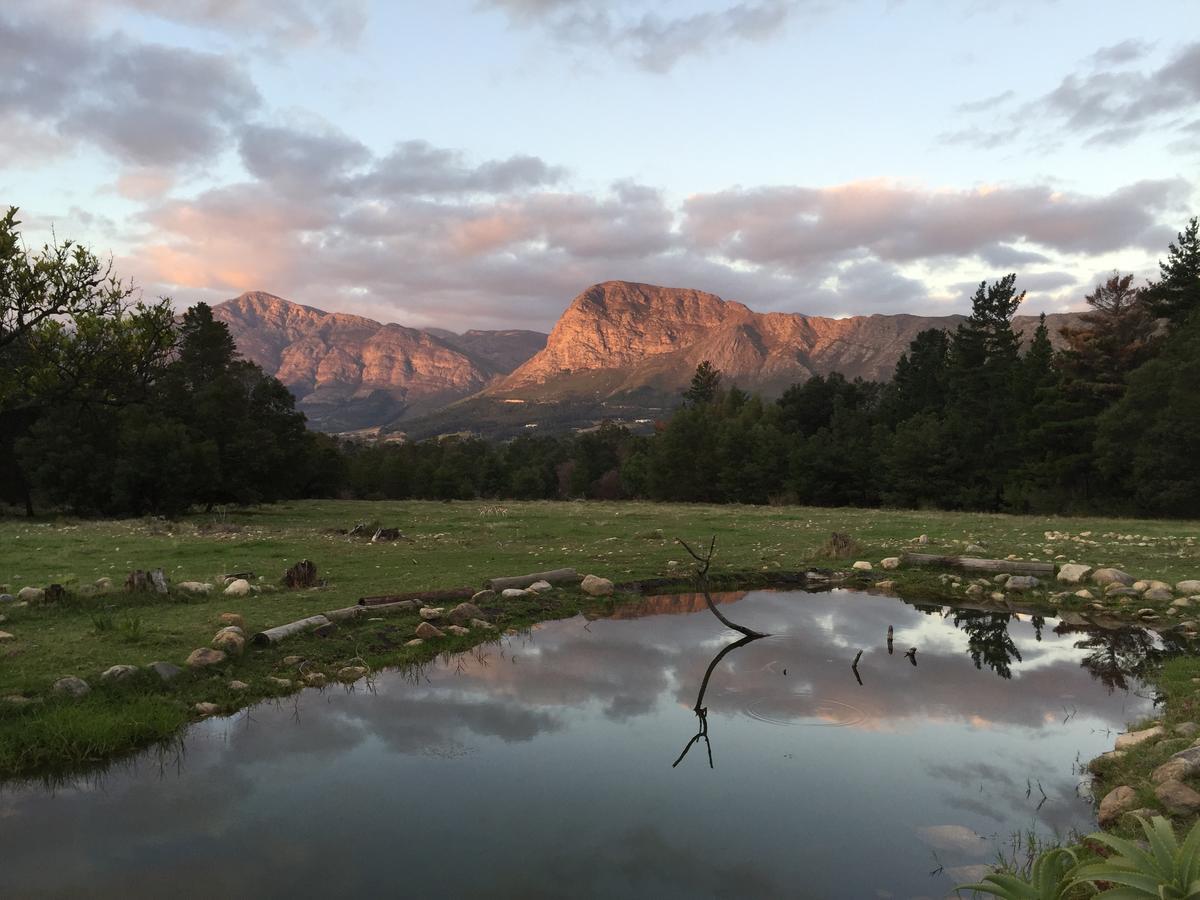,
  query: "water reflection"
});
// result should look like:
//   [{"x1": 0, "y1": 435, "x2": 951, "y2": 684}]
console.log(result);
[{"x1": 0, "y1": 588, "x2": 1181, "y2": 899}]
